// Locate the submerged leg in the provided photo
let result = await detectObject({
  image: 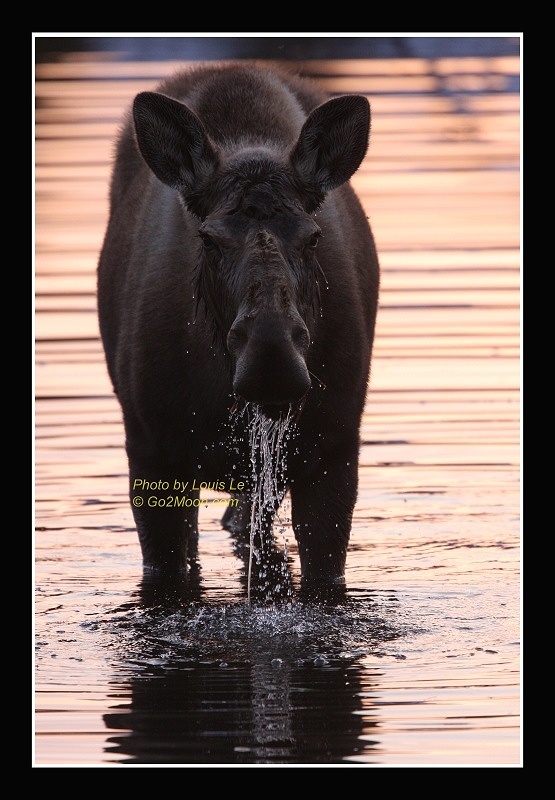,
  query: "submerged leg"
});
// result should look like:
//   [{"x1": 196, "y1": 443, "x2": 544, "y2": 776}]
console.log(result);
[
  {"x1": 290, "y1": 449, "x2": 358, "y2": 602},
  {"x1": 222, "y1": 487, "x2": 293, "y2": 603},
  {"x1": 128, "y1": 462, "x2": 199, "y2": 577}
]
